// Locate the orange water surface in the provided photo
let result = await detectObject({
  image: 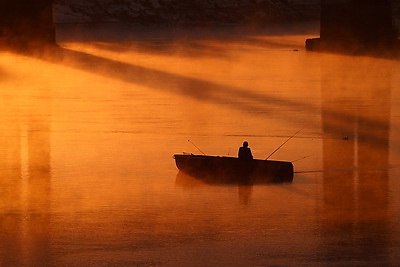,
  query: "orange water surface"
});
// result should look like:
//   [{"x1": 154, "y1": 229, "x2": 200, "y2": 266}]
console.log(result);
[{"x1": 0, "y1": 24, "x2": 399, "y2": 266}]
